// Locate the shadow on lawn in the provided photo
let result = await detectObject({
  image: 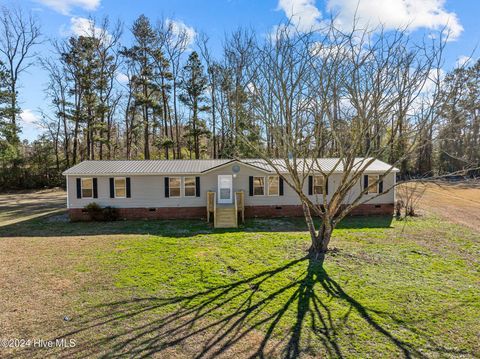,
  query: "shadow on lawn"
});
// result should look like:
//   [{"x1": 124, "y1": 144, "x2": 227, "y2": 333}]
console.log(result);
[
  {"x1": 0, "y1": 213, "x2": 393, "y2": 238},
  {"x1": 26, "y1": 257, "x2": 467, "y2": 359}
]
